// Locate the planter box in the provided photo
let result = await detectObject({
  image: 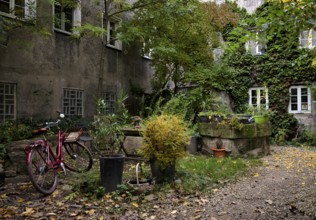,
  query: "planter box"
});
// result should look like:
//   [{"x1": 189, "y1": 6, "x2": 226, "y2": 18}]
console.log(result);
[{"x1": 199, "y1": 123, "x2": 271, "y2": 156}]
